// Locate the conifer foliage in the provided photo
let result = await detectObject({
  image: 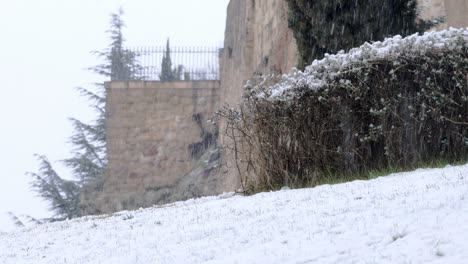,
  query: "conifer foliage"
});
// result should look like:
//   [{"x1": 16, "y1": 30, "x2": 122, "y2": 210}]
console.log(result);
[
  {"x1": 286, "y1": 0, "x2": 439, "y2": 69},
  {"x1": 159, "y1": 39, "x2": 184, "y2": 81},
  {"x1": 29, "y1": 155, "x2": 81, "y2": 218},
  {"x1": 28, "y1": 8, "x2": 140, "y2": 219},
  {"x1": 92, "y1": 8, "x2": 143, "y2": 81}
]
